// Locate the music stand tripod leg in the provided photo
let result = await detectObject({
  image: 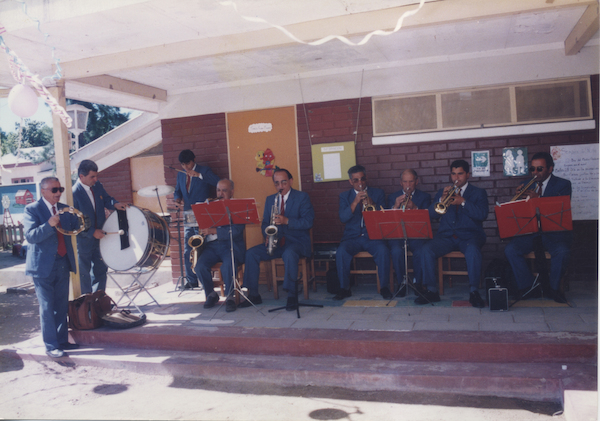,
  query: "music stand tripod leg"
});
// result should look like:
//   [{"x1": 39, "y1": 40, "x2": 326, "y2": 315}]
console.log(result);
[
  {"x1": 386, "y1": 240, "x2": 435, "y2": 306},
  {"x1": 268, "y1": 272, "x2": 323, "y2": 318}
]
